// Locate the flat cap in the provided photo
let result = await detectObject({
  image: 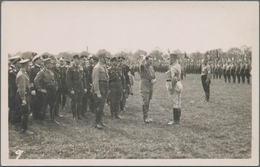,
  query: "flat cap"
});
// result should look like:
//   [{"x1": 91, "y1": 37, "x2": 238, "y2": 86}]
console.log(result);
[
  {"x1": 92, "y1": 56, "x2": 99, "y2": 62},
  {"x1": 80, "y1": 55, "x2": 87, "y2": 59},
  {"x1": 110, "y1": 57, "x2": 118, "y2": 62},
  {"x1": 43, "y1": 58, "x2": 52, "y2": 65},
  {"x1": 19, "y1": 59, "x2": 30, "y2": 64},
  {"x1": 73, "y1": 55, "x2": 80, "y2": 59},
  {"x1": 32, "y1": 55, "x2": 41, "y2": 62}
]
